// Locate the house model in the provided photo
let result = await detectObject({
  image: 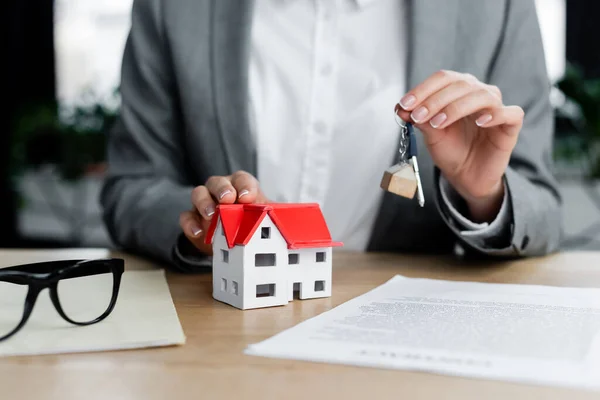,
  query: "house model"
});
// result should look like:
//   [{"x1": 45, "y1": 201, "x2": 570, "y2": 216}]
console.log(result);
[{"x1": 204, "y1": 203, "x2": 343, "y2": 310}]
